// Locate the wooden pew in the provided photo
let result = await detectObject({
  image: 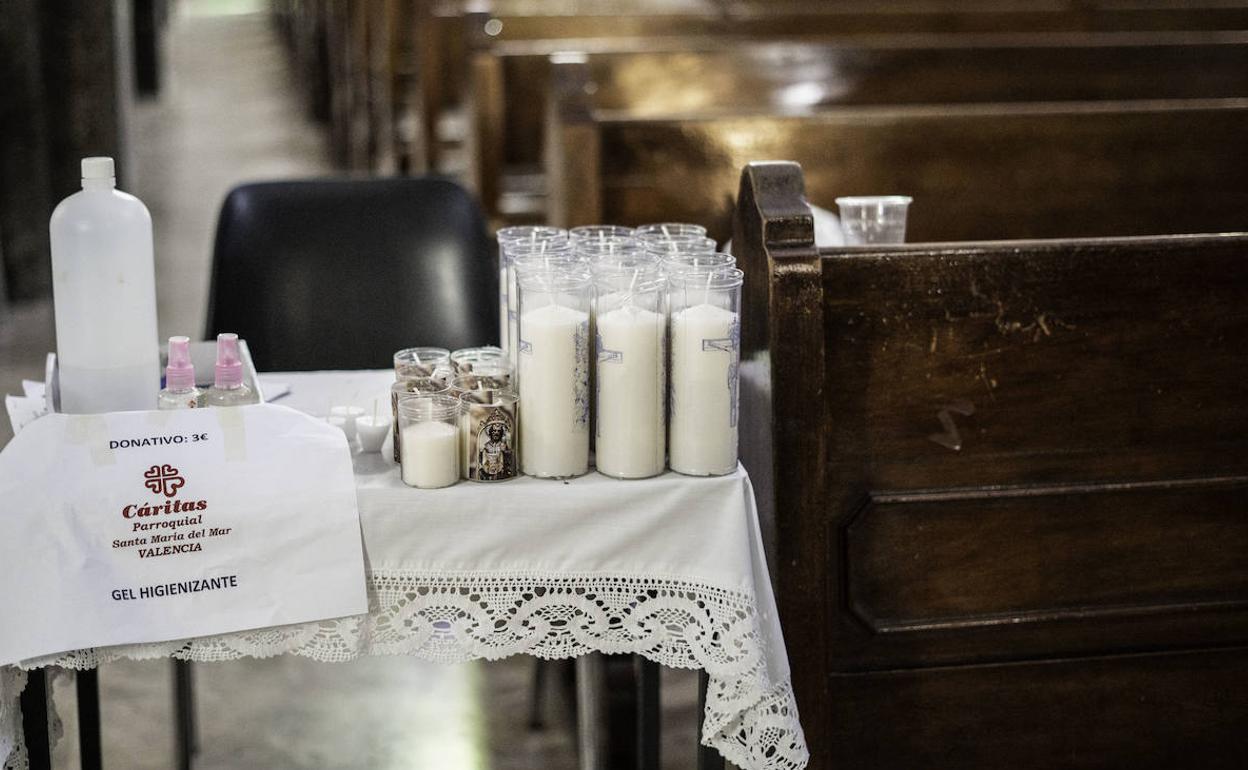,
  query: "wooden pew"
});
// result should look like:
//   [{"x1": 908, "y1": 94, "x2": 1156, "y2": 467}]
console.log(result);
[
  {"x1": 733, "y1": 160, "x2": 1248, "y2": 770},
  {"x1": 471, "y1": 32, "x2": 1248, "y2": 221},
  {"x1": 429, "y1": 0, "x2": 1248, "y2": 172},
  {"x1": 546, "y1": 95, "x2": 1248, "y2": 242}
]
